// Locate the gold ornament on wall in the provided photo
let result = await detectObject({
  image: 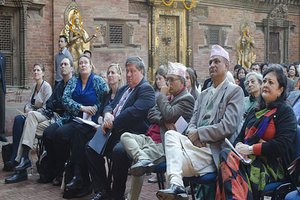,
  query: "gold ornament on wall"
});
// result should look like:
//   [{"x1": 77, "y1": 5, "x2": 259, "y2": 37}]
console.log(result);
[
  {"x1": 236, "y1": 22, "x2": 256, "y2": 68},
  {"x1": 61, "y1": 8, "x2": 97, "y2": 70},
  {"x1": 162, "y1": 0, "x2": 196, "y2": 10}
]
